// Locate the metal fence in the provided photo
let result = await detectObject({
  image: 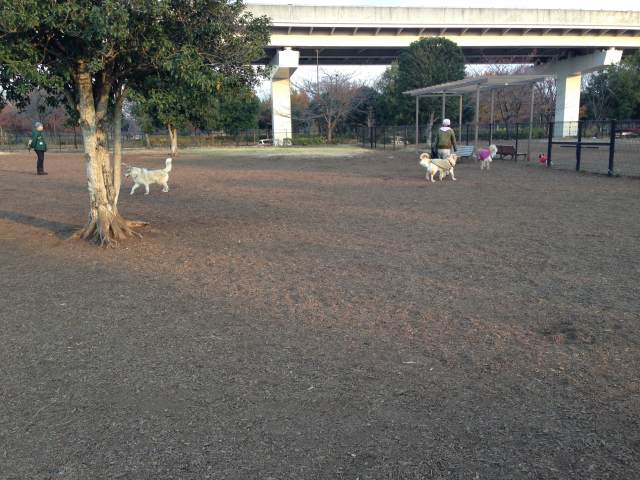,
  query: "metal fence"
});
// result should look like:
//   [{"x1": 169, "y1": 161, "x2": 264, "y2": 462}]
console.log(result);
[
  {"x1": 0, "y1": 128, "x2": 359, "y2": 151},
  {"x1": 546, "y1": 120, "x2": 640, "y2": 177},
  {"x1": 359, "y1": 122, "x2": 548, "y2": 160},
  {"x1": 360, "y1": 120, "x2": 640, "y2": 177}
]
